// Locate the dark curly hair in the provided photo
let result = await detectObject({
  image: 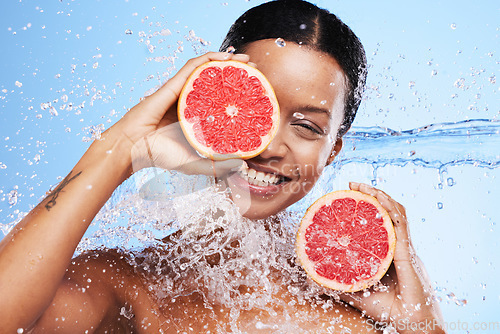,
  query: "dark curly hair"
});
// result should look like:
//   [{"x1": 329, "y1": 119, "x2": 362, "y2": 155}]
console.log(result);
[{"x1": 220, "y1": 0, "x2": 367, "y2": 137}]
